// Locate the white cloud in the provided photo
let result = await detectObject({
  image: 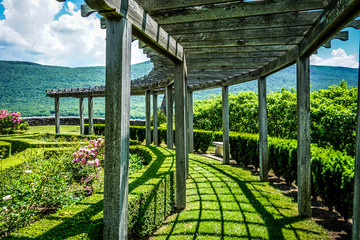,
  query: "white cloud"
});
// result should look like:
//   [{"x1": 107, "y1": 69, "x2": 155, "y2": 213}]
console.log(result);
[
  {"x1": 311, "y1": 48, "x2": 359, "y2": 69},
  {"x1": 0, "y1": 0, "x2": 148, "y2": 67}
]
